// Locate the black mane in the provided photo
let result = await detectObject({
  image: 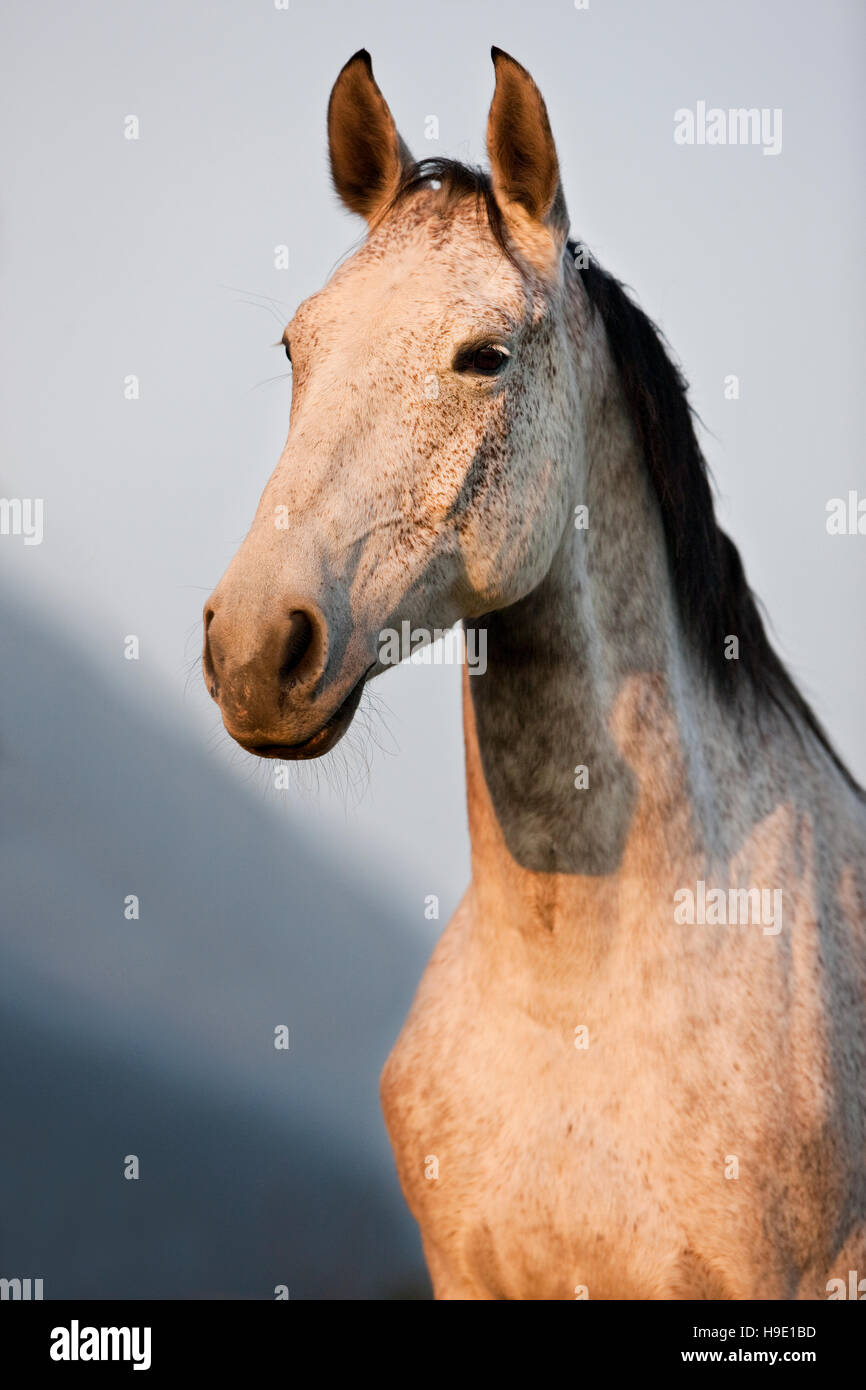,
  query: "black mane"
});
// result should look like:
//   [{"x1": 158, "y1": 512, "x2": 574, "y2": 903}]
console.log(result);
[{"x1": 388, "y1": 159, "x2": 862, "y2": 795}]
